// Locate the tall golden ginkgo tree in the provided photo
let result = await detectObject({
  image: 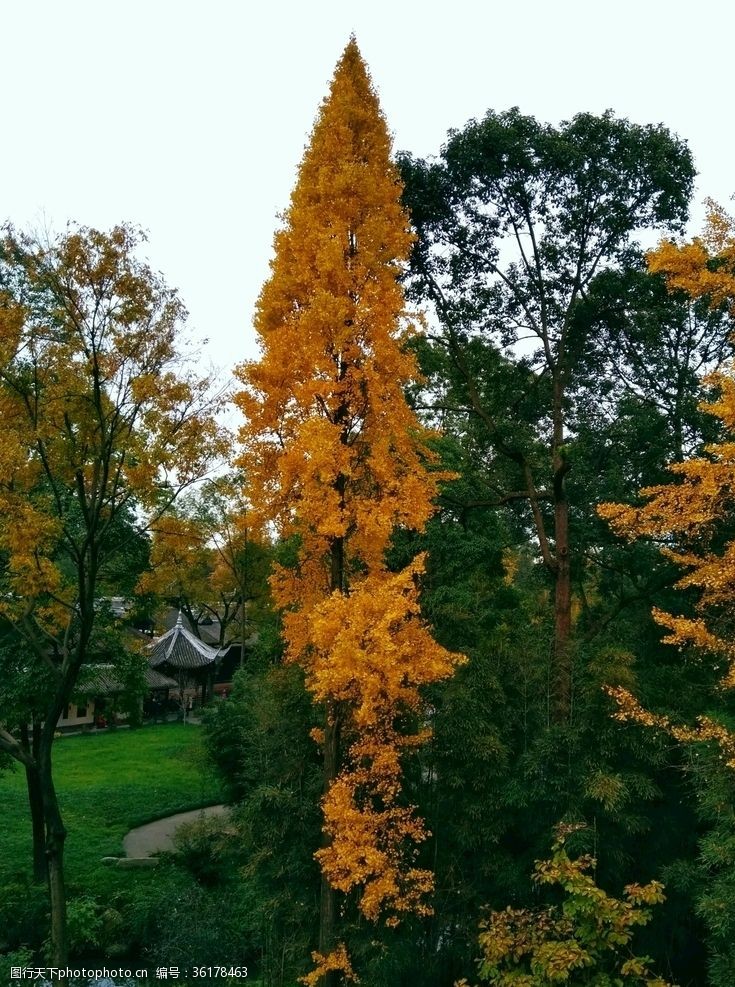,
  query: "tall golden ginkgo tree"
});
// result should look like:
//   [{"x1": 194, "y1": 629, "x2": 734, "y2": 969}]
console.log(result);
[{"x1": 235, "y1": 38, "x2": 463, "y2": 986}]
